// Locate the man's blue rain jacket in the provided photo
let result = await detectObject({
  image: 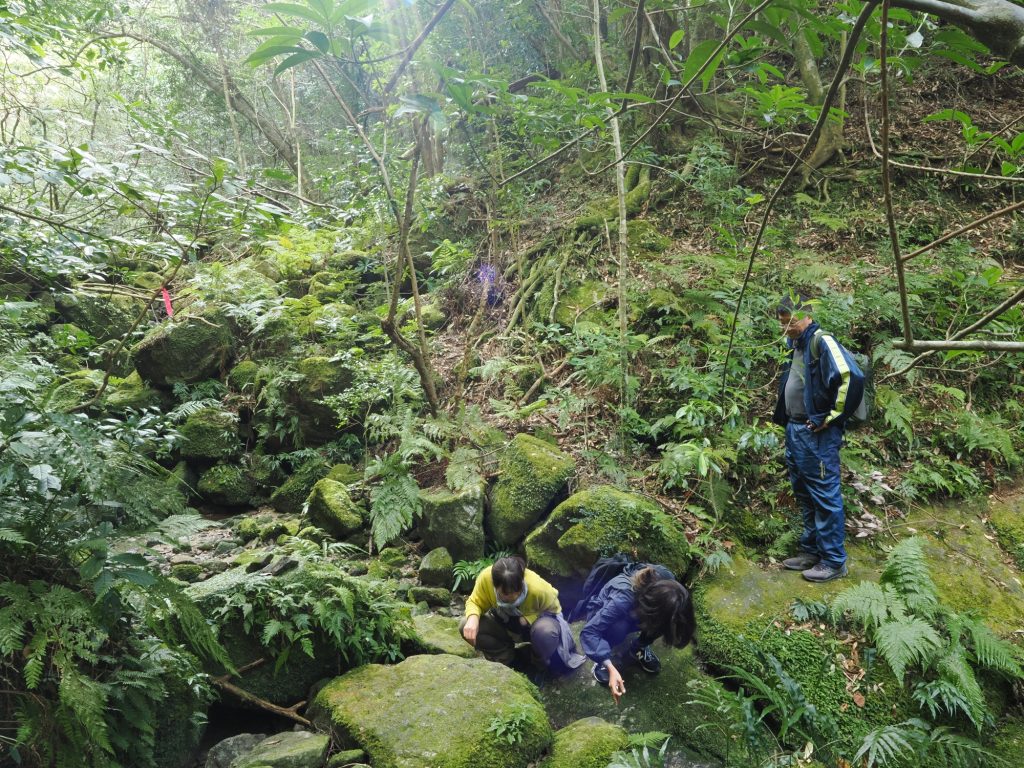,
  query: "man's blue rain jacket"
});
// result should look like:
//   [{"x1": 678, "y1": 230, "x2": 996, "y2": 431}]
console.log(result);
[{"x1": 772, "y1": 322, "x2": 865, "y2": 430}]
